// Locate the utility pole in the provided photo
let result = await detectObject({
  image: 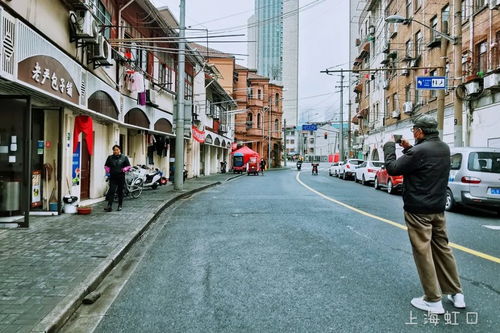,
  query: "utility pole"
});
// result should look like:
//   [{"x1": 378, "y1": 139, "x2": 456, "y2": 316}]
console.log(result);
[
  {"x1": 283, "y1": 118, "x2": 287, "y2": 166},
  {"x1": 347, "y1": 100, "x2": 352, "y2": 158},
  {"x1": 453, "y1": 0, "x2": 463, "y2": 147},
  {"x1": 174, "y1": 0, "x2": 186, "y2": 190},
  {"x1": 268, "y1": 106, "x2": 271, "y2": 168},
  {"x1": 322, "y1": 68, "x2": 349, "y2": 161},
  {"x1": 339, "y1": 69, "x2": 344, "y2": 161}
]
